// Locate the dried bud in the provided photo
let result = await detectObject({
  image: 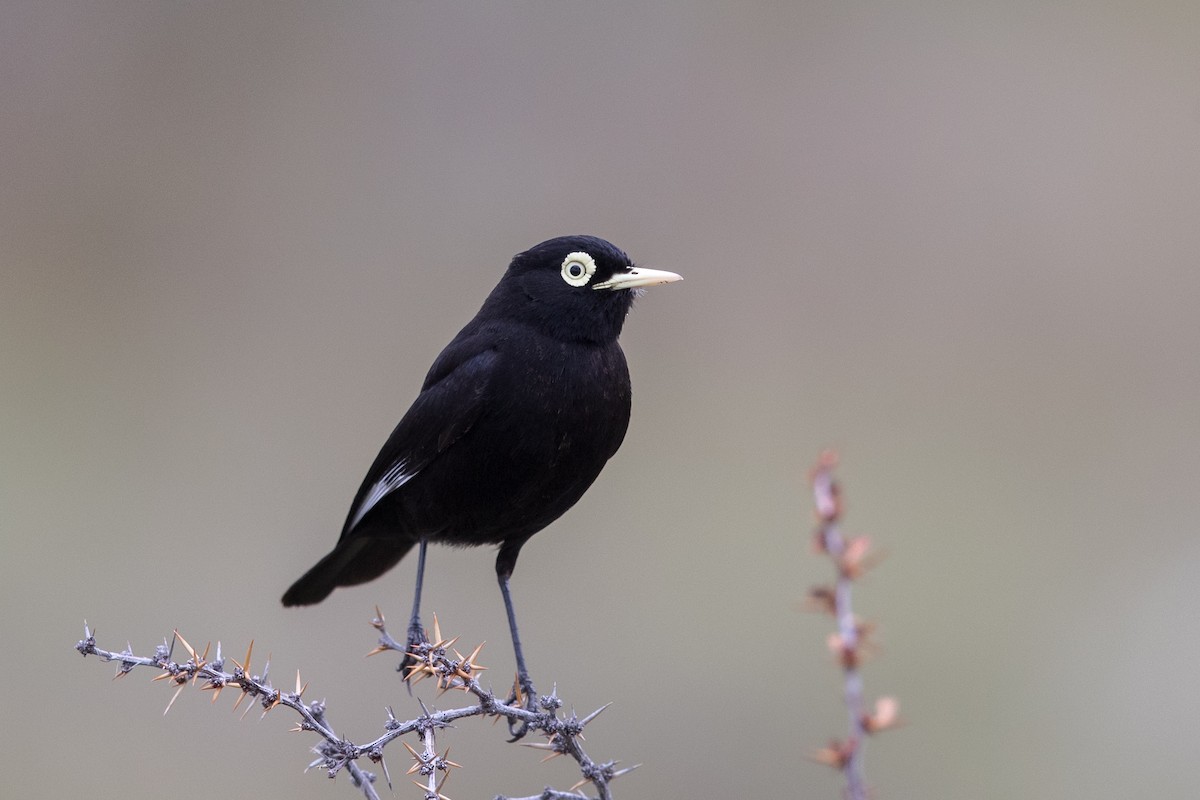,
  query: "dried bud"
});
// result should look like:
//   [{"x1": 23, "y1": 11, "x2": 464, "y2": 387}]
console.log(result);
[
  {"x1": 826, "y1": 620, "x2": 877, "y2": 669},
  {"x1": 863, "y1": 696, "x2": 901, "y2": 734},
  {"x1": 826, "y1": 632, "x2": 859, "y2": 670},
  {"x1": 810, "y1": 737, "x2": 856, "y2": 770},
  {"x1": 809, "y1": 450, "x2": 842, "y2": 522},
  {"x1": 838, "y1": 535, "x2": 878, "y2": 579},
  {"x1": 805, "y1": 585, "x2": 838, "y2": 616}
]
